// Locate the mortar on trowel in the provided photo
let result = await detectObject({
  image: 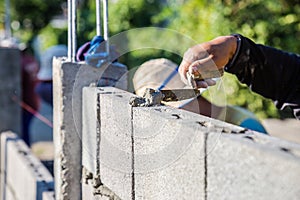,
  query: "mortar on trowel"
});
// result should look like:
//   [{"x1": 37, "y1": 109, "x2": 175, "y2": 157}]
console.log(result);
[
  {"x1": 129, "y1": 87, "x2": 202, "y2": 107},
  {"x1": 129, "y1": 58, "x2": 222, "y2": 107},
  {"x1": 129, "y1": 88, "x2": 164, "y2": 107}
]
